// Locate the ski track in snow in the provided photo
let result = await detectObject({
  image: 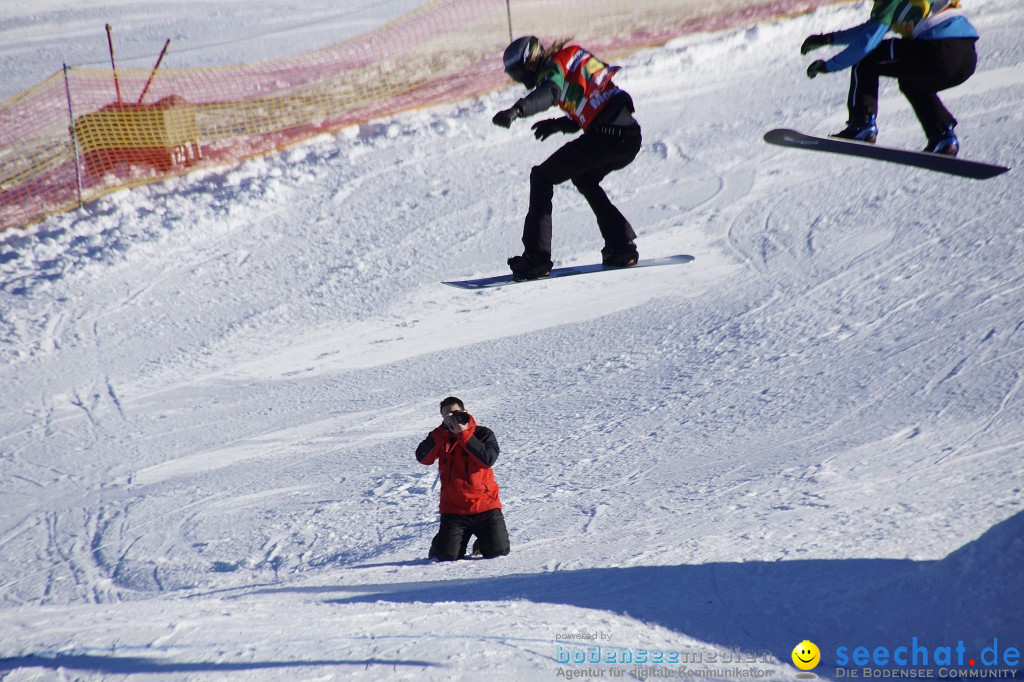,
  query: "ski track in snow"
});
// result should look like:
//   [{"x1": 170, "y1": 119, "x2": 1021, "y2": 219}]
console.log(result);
[{"x1": 2, "y1": 0, "x2": 1024, "y2": 679}]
